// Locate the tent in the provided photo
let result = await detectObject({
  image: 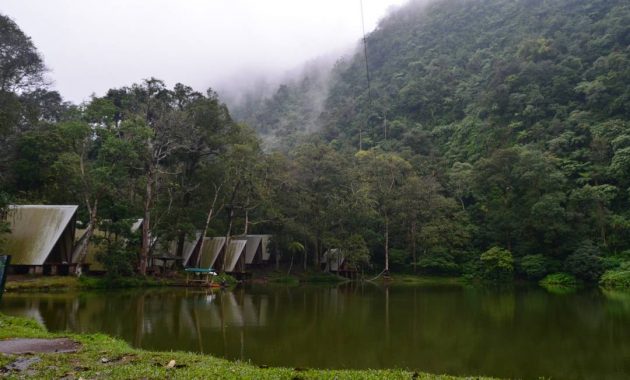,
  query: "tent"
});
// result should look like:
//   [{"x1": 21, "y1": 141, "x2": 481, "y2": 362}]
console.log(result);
[
  {"x1": 4, "y1": 205, "x2": 78, "y2": 274},
  {"x1": 223, "y1": 239, "x2": 247, "y2": 272},
  {"x1": 244, "y1": 234, "x2": 272, "y2": 263},
  {"x1": 195, "y1": 237, "x2": 226, "y2": 270},
  {"x1": 322, "y1": 249, "x2": 346, "y2": 272}
]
